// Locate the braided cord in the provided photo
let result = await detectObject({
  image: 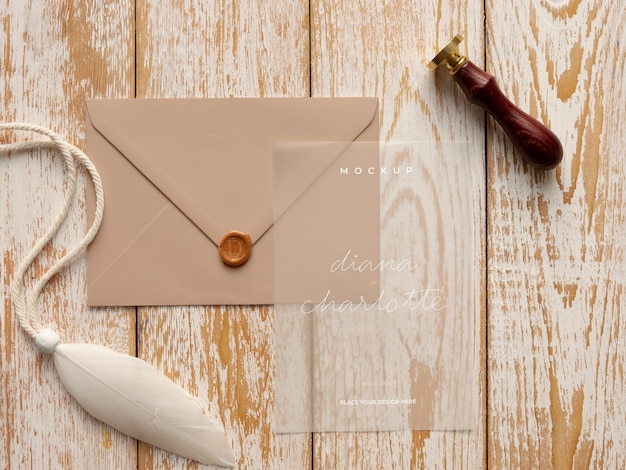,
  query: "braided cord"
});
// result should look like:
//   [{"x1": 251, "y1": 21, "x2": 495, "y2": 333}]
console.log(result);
[{"x1": 0, "y1": 123, "x2": 105, "y2": 339}]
